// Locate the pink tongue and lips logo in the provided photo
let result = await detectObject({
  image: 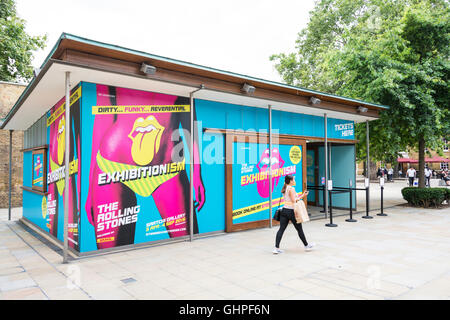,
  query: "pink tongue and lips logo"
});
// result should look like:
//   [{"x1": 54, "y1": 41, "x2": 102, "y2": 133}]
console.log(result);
[
  {"x1": 256, "y1": 148, "x2": 285, "y2": 198},
  {"x1": 128, "y1": 116, "x2": 164, "y2": 166}
]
